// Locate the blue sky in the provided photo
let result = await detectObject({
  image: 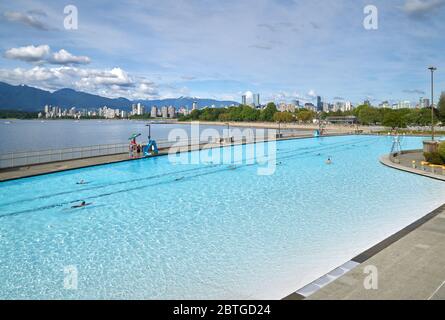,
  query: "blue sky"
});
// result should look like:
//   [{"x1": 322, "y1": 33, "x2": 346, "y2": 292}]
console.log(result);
[{"x1": 0, "y1": 0, "x2": 444, "y2": 105}]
